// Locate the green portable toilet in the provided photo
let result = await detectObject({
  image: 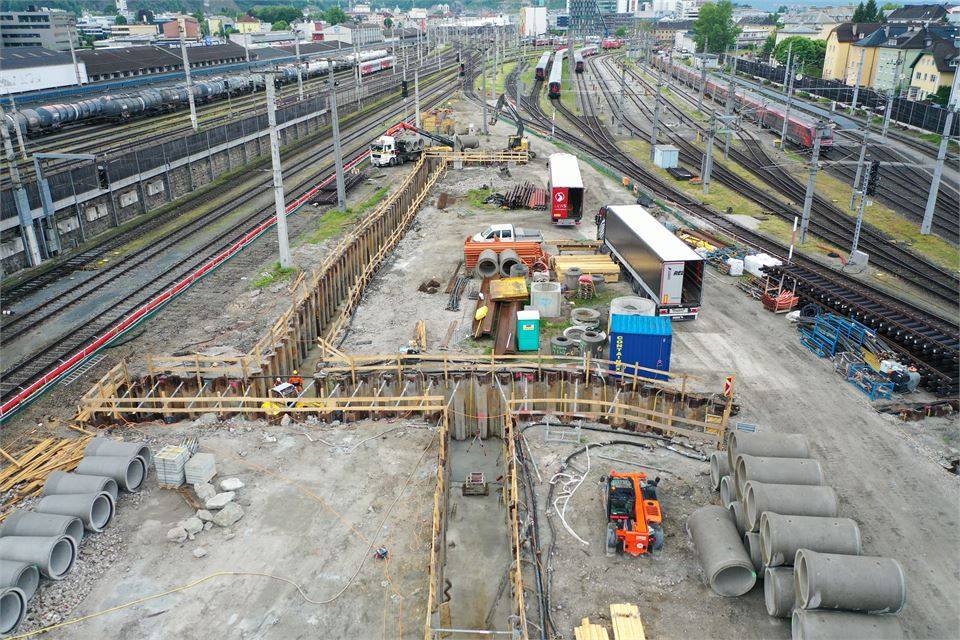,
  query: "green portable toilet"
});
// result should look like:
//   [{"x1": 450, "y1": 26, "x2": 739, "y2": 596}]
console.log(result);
[{"x1": 516, "y1": 310, "x2": 541, "y2": 352}]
